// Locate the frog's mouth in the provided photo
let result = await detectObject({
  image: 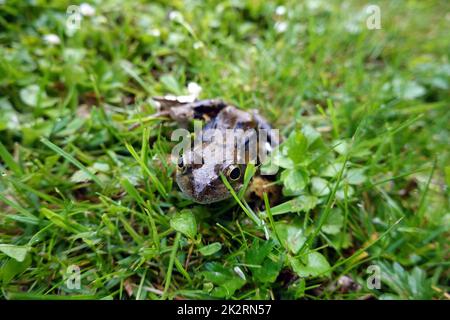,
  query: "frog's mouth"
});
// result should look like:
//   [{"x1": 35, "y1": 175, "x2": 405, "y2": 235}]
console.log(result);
[
  {"x1": 187, "y1": 190, "x2": 233, "y2": 204},
  {"x1": 175, "y1": 159, "x2": 244, "y2": 204},
  {"x1": 176, "y1": 172, "x2": 242, "y2": 204},
  {"x1": 177, "y1": 177, "x2": 235, "y2": 204}
]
